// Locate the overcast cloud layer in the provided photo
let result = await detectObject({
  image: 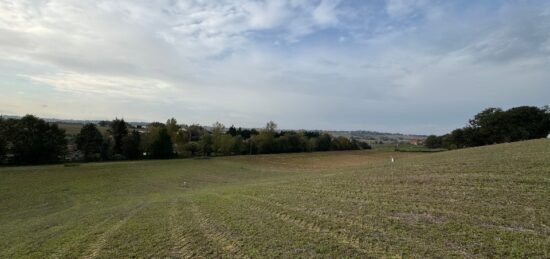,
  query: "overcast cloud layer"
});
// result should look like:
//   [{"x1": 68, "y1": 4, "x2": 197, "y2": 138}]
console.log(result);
[{"x1": 1, "y1": 0, "x2": 549, "y2": 134}]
